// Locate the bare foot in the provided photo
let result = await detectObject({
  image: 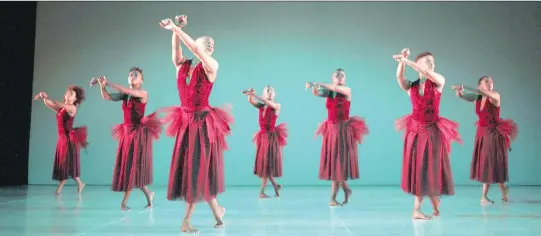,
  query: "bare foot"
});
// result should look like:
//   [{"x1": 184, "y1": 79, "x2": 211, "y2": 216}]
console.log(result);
[
  {"x1": 214, "y1": 207, "x2": 225, "y2": 228},
  {"x1": 77, "y1": 183, "x2": 85, "y2": 195},
  {"x1": 275, "y1": 185, "x2": 282, "y2": 197},
  {"x1": 480, "y1": 198, "x2": 494, "y2": 204},
  {"x1": 412, "y1": 211, "x2": 432, "y2": 220},
  {"x1": 181, "y1": 219, "x2": 198, "y2": 234},
  {"x1": 329, "y1": 199, "x2": 342, "y2": 207},
  {"x1": 342, "y1": 188, "x2": 352, "y2": 205},
  {"x1": 145, "y1": 192, "x2": 155, "y2": 208},
  {"x1": 432, "y1": 208, "x2": 440, "y2": 217},
  {"x1": 55, "y1": 187, "x2": 62, "y2": 195},
  {"x1": 502, "y1": 186, "x2": 509, "y2": 202},
  {"x1": 121, "y1": 203, "x2": 130, "y2": 211},
  {"x1": 259, "y1": 193, "x2": 270, "y2": 199}
]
